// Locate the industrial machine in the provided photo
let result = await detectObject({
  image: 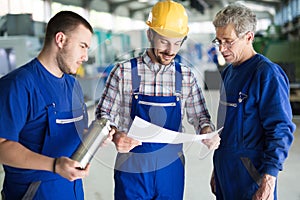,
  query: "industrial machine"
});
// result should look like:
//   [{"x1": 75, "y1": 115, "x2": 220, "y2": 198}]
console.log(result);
[
  {"x1": 0, "y1": 14, "x2": 43, "y2": 77},
  {"x1": 77, "y1": 28, "x2": 147, "y2": 104},
  {"x1": 0, "y1": 36, "x2": 41, "y2": 77},
  {"x1": 254, "y1": 24, "x2": 300, "y2": 115}
]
